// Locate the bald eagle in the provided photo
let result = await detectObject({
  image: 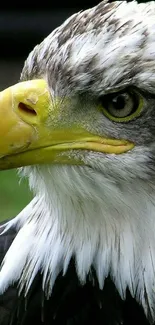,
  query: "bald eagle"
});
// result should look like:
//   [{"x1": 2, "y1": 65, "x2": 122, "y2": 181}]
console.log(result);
[{"x1": 0, "y1": 0, "x2": 155, "y2": 324}]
